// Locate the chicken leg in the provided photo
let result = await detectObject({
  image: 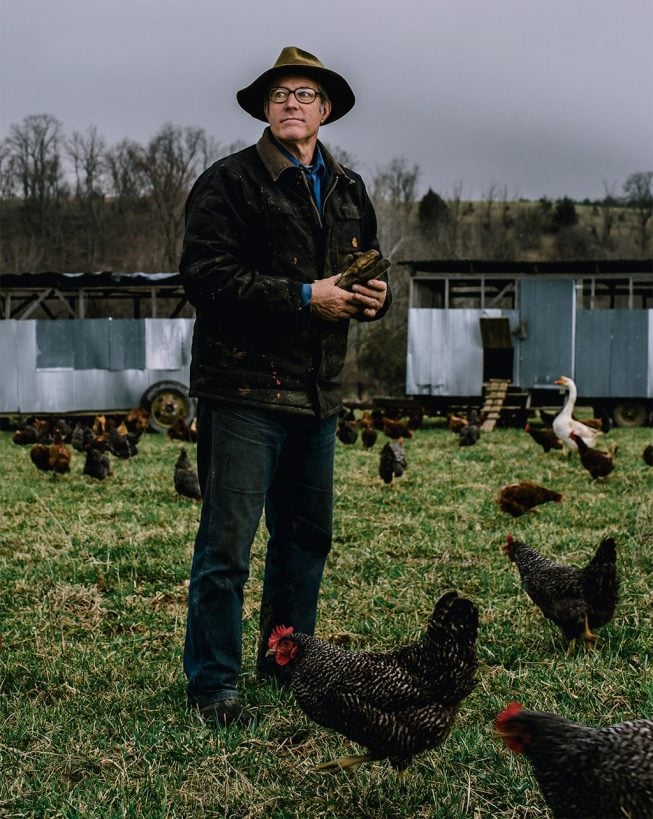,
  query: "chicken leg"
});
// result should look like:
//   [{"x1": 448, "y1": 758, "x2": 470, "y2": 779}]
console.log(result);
[{"x1": 314, "y1": 754, "x2": 374, "y2": 772}]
